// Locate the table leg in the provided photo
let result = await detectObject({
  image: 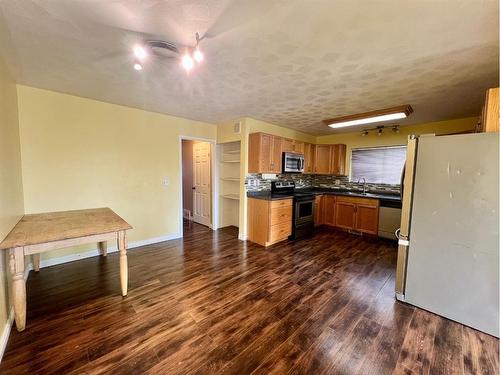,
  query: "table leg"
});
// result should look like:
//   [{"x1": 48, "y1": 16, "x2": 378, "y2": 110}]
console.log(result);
[
  {"x1": 32, "y1": 253, "x2": 40, "y2": 272},
  {"x1": 98, "y1": 241, "x2": 107, "y2": 257},
  {"x1": 9, "y1": 247, "x2": 26, "y2": 331},
  {"x1": 118, "y1": 231, "x2": 128, "y2": 296}
]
